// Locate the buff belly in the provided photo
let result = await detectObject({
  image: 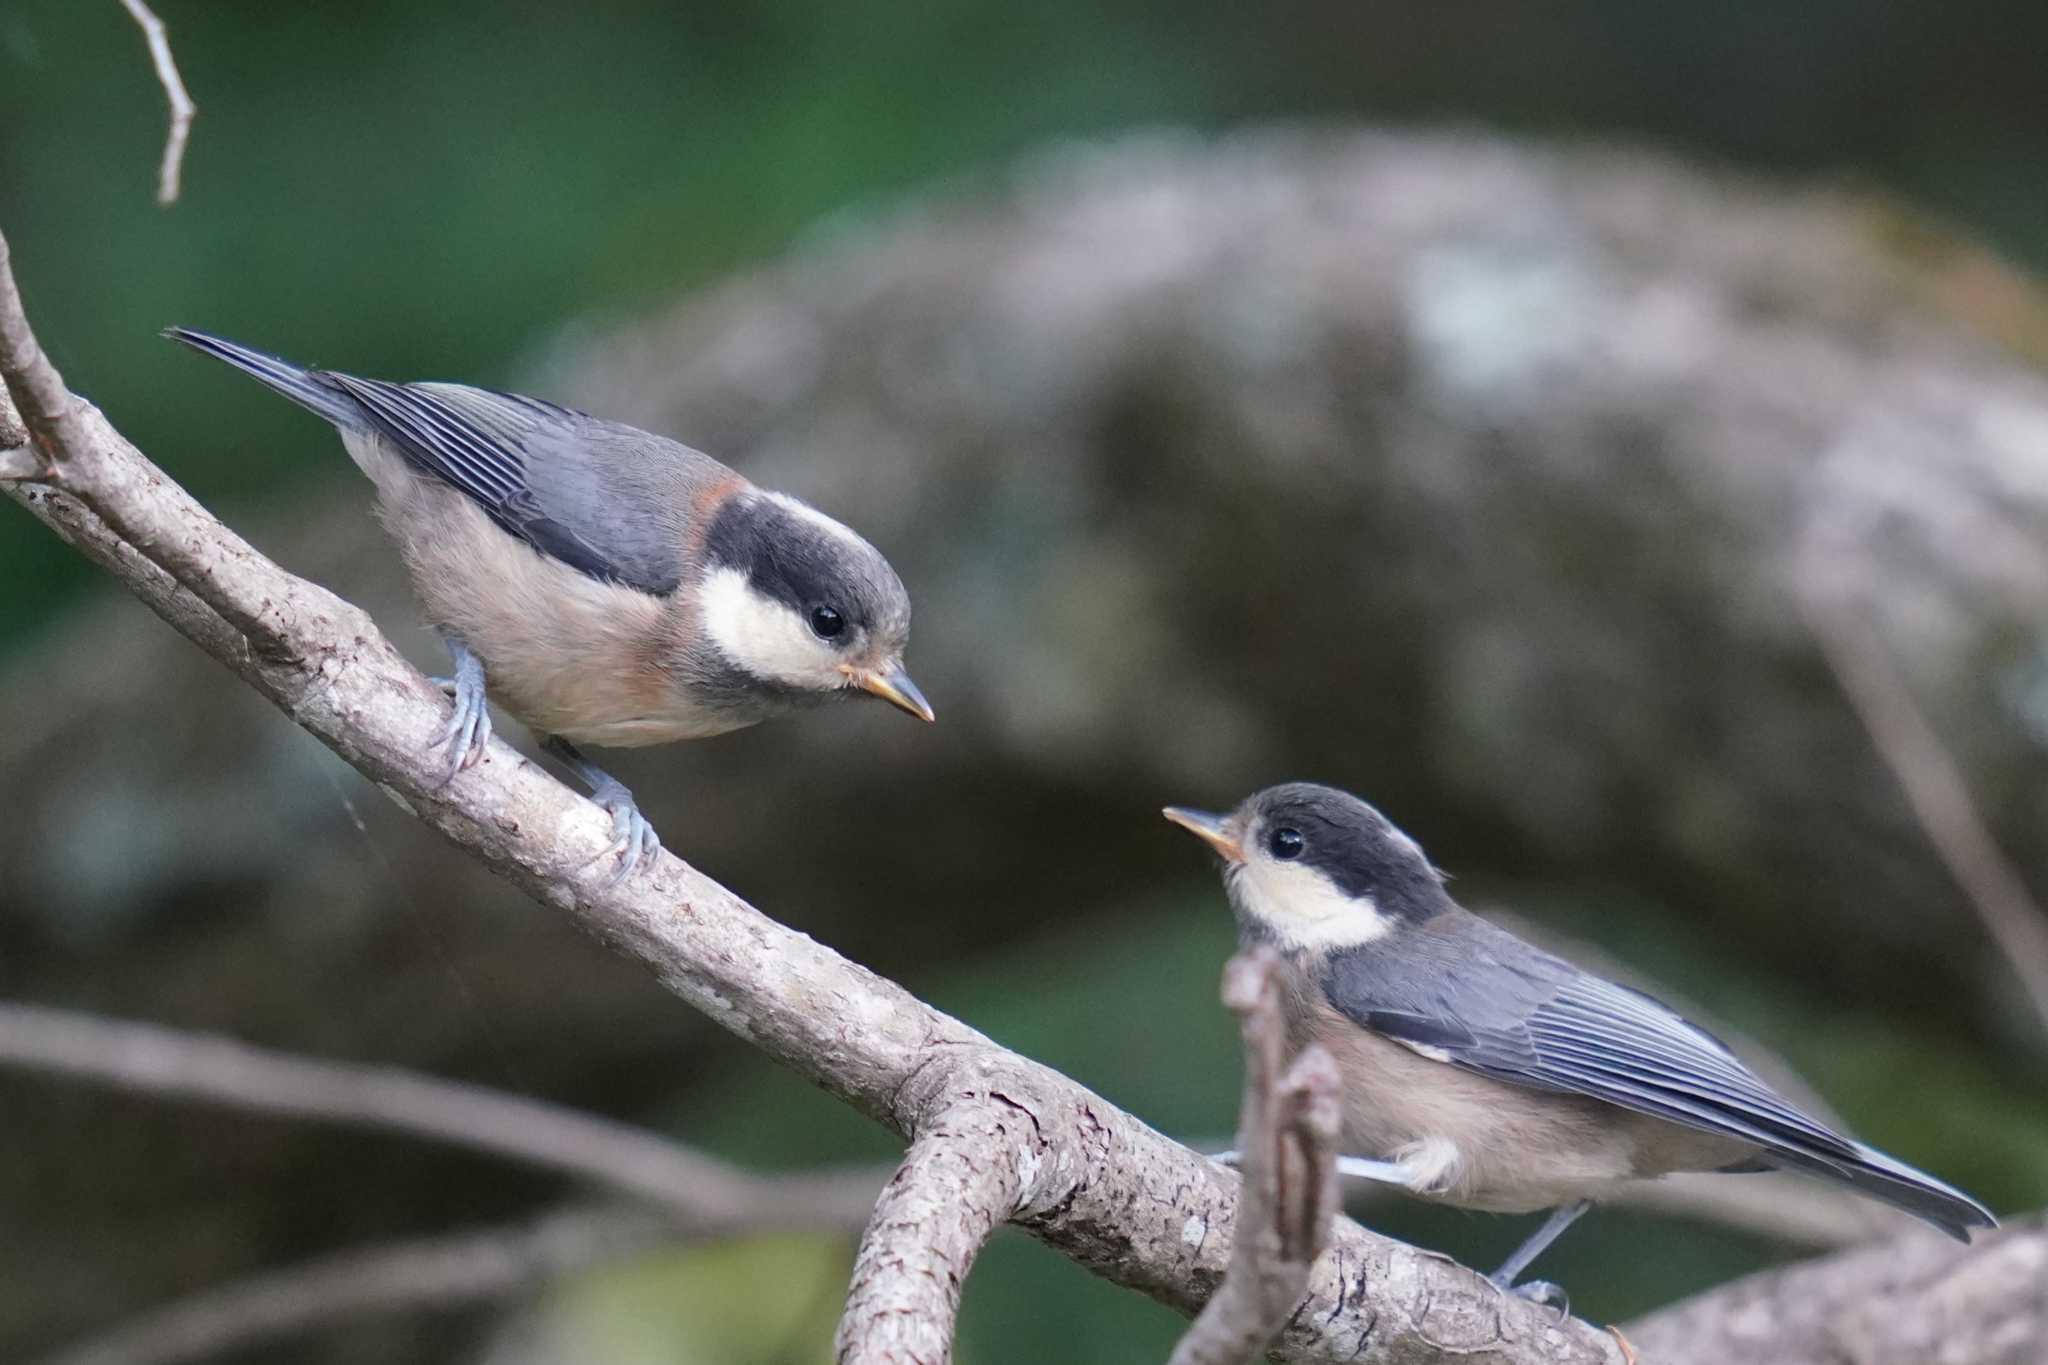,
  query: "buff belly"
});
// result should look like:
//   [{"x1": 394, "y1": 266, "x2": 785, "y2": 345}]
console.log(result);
[{"x1": 345, "y1": 433, "x2": 760, "y2": 748}]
